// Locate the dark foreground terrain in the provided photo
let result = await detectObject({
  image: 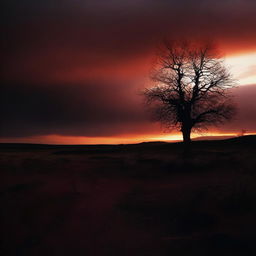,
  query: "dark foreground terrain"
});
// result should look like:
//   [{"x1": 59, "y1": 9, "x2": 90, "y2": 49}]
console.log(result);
[{"x1": 1, "y1": 136, "x2": 256, "y2": 256}]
